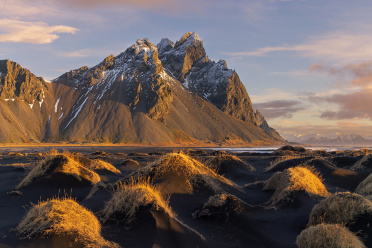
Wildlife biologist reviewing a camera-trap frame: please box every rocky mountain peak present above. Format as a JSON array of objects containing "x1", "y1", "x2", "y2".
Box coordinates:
[
  {"x1": 157, "y1": 38, "x2": 174, "y2": 54},
  {"x1": 255, "y1": 110, "x2": 282, "y2": 140},
  {"x1": 157, "y1": 32, "x2": 258, "y2": 124},
  {"x1": 175, "y1": 31, "x2": 201, "y2": 47},
  {"x1": 158, "y1": 31, "x2": 206, "y2": 81},
  {"x1": 0, "y1": 33, "x2": 283, "y2": 144},
  {"x1": 0, "y1": 60, "x2": 46, "y2": 105}
]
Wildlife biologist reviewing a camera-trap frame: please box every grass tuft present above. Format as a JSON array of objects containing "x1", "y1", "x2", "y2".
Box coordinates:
[
  {"x1": 102, "y1": 178, "x2": 174, "y2": 224},
  {"x1": 205, "y1": 154, "x2": 255, "y2": 174},
  {"x1": 308, "y1": 192, "x2": 372, "y2": 226},
  {"x1": 16, "y1": 197, "x2": 118, "y2": 248},
  {"x1": 263, "y1": 166, "x2": 330, "y2": 205},
  {"x1": 17, "y1": 153, "x2": 100, "y2": 188},
  {"x1": 296, "y1": 224, "x2": 365, "y2": 248}
]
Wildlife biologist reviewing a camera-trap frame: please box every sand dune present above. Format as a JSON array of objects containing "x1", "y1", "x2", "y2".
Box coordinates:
[{"x1": 0, "y1": 146, "x2": 371, "y2": 248}]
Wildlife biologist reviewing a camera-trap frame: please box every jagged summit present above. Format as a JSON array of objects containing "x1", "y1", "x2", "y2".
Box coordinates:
[
  {"x1": 157, "y1": 32, "x2": 257, "y2": 124},
  {"x1": 157, "y1": 38, "x2": 174, "y2": 54},
  {"x1": 0, "y1": 33, "x2": 283, "y2": 144},
  {"x1": 175, "y1": 31, "x2": 201, "y2": 47}
]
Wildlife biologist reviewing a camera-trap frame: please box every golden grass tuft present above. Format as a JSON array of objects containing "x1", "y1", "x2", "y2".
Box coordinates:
[
  {"x1": 265, "y1": 155, "x2": 305, "y2": 172},
  {"x1": 16, "y1": 197, "x2": 118, "y2": 248},
  {"x1": 89, "y1": 159, "x2": 121, "y2": 174},
  {"x1": 308, "y1": 192, "x2": 372, "y2": 226},
  {"x1": 203, "y1": 194, "x2": 246, "y2": 214},
  {"x1": 205, "y1": 154, "x2": 255, "y2": 174},
  {"x1": 263, "y1": 166, "x2": 330, "y2": 205},
  {"x1": 128, "y1": 152, "x2": 236, "y2": 193},
  {"x1": 102, "y1": 179, "x2": 174, "y2": 224},
  {"x1": 296, "y1": 224, "x2": 366, "y2": 248},
  {"x1": 17, "y1": 153, "x2": 100, "y2": 189}
]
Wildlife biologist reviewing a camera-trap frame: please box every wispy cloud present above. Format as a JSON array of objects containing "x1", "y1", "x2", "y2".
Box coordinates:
[
  {"x1": 0, "y1": 0, "x2": 54, "y2": 17},
  {"x1": 250, "y1": 88, "x2": 298, "y2": 102},
  {"x1": 54, "y1": 48, "x2": 123, "y2": 58},
  {"x1": 0, "y1": 19, "x2": 78, "y2": 44},
  {"x1": 223, "y1": 33, "x2": 372, "y2": 64},
  {"x1": 307, "y1": 87, "x2": 372, "y2": 120},
  {"x1": 56, "y1": 0, "x2": 170, "y2": 7},
  {"x1": 254, "y1": 100, "x2": 306, "y2": 119},
  {"x1": 53, "y1": 0, "x2": 202, "y2": 13},
  {"x1": 310, "y1": 61, "x2": 372, "y2": 86},
  {"x1": 273, "y1": 121, "x2": 372, "y2": 140}
]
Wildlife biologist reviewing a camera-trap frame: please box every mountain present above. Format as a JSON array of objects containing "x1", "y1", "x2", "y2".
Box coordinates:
[
  {"x1": 0, "y1": 60, "x2": 53, "y2": 142},
  {"x1": 157, "y1": 32, "x2": 256, "y2": 123},
  {"x1": 288, "y1": 133, "x2": 372, "y2": 146},
  {"x1": 254, "y1": 110, "x2": 282, "y2": 140},
  {"x1": 0, "y1": 32, "x2": 283, "y2": 144}
]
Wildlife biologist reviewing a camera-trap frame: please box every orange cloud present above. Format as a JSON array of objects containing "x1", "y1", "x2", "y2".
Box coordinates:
[
  {"x1": 254, "y1": 100, "x2": 306, "y2": 119},
  {"x1": 310, "y1": 61, "x2": 372, "y2": 86},
  {"x1": 308, "y1": 88, "x2": 372, "y2": 120},
  {"x1": 0, "y1": 19, "x2": 78, "y2": 44},
  {"x1": 224, "y1": 33, "x2": 372, "y2": 64},
  {"x1": 57, "y1": 0, "x2": 171, "y2": 7}
]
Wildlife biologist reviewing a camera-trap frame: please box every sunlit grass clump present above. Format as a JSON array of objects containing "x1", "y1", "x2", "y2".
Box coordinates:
[
  {"x1": 308, "y1": 192, "x2": 372, "y2": 226},
  {"x1": 203, "y1": 194, "x2": 247, "y2": 214},
  {"x1": 16, "y1": 197, "x2": 118, "y2": 248},
  {"x1": 102, "y1": 179, "x2": 174, "y2": 224},
  {"x1": 16, "y1": 153, "x2": 100, "y2": 188},
  {"x1": 205, "y1": 154, "x2": 255, "y2": 174},
  {"x1": 127, "y1": 152, "x2": 235, "y2": 193},
  {"x1": 263, "y1": 166, "x2": 330, "y2": 205},
  {"x1": 89, "y1": 159, "x2": 121, "y2": 174},
  {"x1": 265, "y1": 155, "x2": 306, "y2": 172},
  {"x1": 296, "y1": 224, "x2": 365, "y2": 248}
]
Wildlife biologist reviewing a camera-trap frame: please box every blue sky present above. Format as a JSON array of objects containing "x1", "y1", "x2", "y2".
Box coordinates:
[{"x1": 1, "y1": 0, "x2": 372, "y2": 140}]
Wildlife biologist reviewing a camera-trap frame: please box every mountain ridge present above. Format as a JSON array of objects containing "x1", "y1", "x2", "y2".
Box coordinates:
[{"x1": 0, "y1": 32, "x2": 283, "y2": 145}]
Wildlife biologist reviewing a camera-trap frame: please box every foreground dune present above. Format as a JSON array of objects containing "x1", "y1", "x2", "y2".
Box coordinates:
[
  {"x1": 0, "y1": 146, "x2": 371, "y2": 248},
  {"x1": 17, "y1": 197, "x2": 118, "y2": 248}
]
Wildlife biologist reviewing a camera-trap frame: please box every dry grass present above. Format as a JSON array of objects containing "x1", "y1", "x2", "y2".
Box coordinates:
[
  {"x1": 89, "y1": 159, "x2": 121, "y2": 174},
  {"x1": 263, "y1": 166, "x2": 330, "y2": 205},
  {"x1": 128, "y1": 152, "x2": 236, "y2": 193},
  {"x1": 265, "y1": 155, "x2": 305, "y2": 172},
  {"x1": 16, "y1": 197, "x2": 118, "y2": 248},
  {"x1": 102, "y1": 179, "x2": 174, "y2": 224},
  {"x1": 205, "y1": 154, "x2": 255, "y2": 173},
  {"x1": 351, "y1": 154, "x2": 372, "y2": 171},
  {"x1": 355, "y1": 173, "x2": 372, "y2": 196},
  {"x1": 16, "y1": 153, "x2": 100, "y2": 189},
  {"x1": 308, "y1": 192, "x2": 372, "y2": 226},
  {"x1": 203, "y1": 194, "x2": 246, "y2": 214},
  {"x1": 296, "y1": 224, "x2": 365, "y2": 248}
]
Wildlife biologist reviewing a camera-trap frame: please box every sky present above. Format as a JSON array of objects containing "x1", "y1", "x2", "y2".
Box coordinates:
[{"x1": 1, "y1": 0, "x2": 372, "y2": 140}]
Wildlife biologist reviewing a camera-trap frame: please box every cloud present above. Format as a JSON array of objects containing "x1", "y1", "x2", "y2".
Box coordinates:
[
  {"x1": 54, "y1": 48, "x2": 123, "y2": 58},
  {"x1": 53, "y1": 0, "x2": 201, "y2": 13},
  {"x1": 250, "y1": 88, "x2": 297, "y2": 102},
  {"x1": 308, "y1": 88, "x2": 372, "y2": 120},
  {"x1": 273, "y1": 121, "x2": 372, "y2": 140},
  {"x1": 0, "y1": 19, "x2": 78, "y2": 44},
  {"x1": 0, "y1": 0, "x2": 53, "y2": 17},
  {"x1": 254, "y1": 100, "x2": 306, "y2": 119},
  {"x1": 223, "y1": 33, "x2": 372, "y2": 64},
  {"x1": 56, "y1": 0, "x2": 170, "y2": 7},
  {"x1": 310, "y1": 61, "x2": 372, "y2": 86}
]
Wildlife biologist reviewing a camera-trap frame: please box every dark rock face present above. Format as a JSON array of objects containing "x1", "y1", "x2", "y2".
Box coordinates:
[
  {"x1": 0, "y1": 32, "x2": 283, "y2": 144},
  {"x1": 255, "y1": 110, "x2": 282, "y2": 140},
  {"x1": 0, "y1": 60, "x2": 46, "y2": 104},
  {"x1": 157, "y1": 32, "x2": 257, "y2": 124}
]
